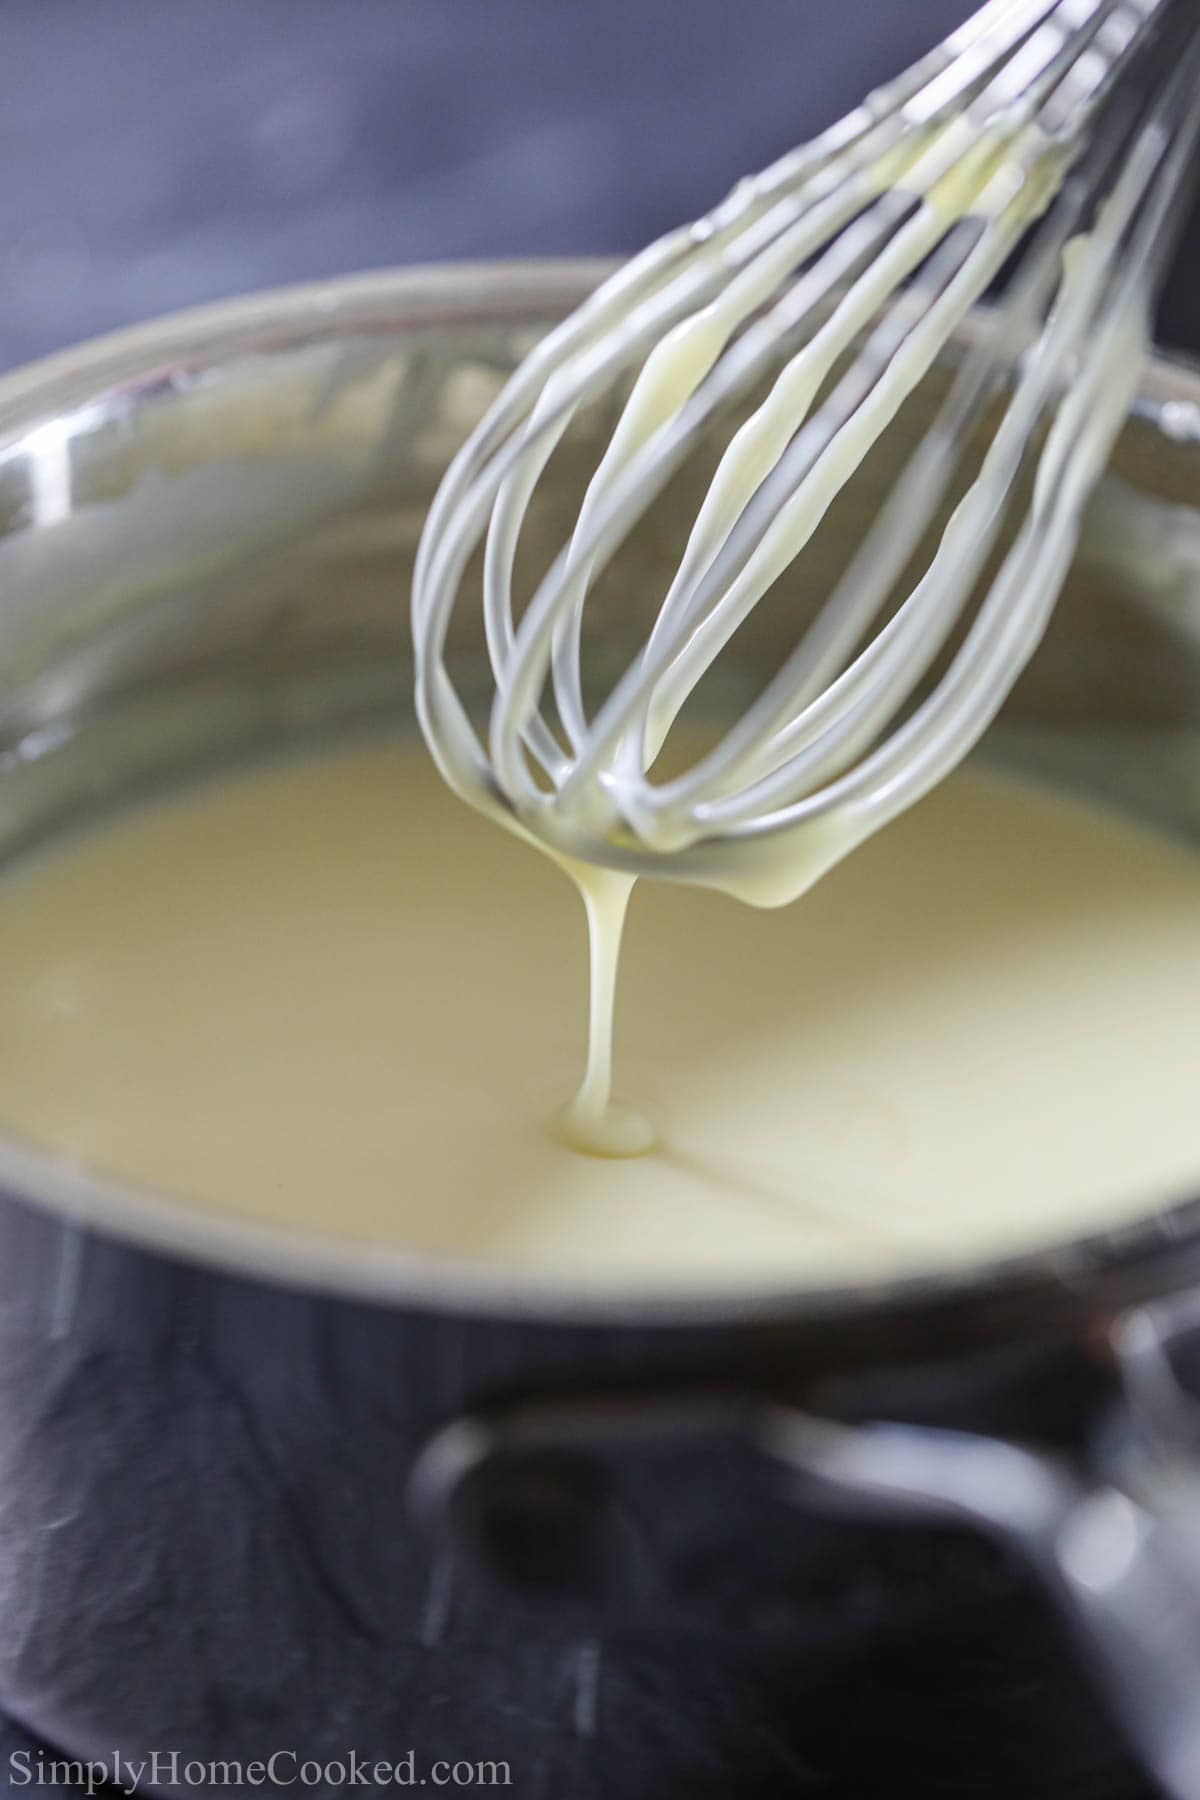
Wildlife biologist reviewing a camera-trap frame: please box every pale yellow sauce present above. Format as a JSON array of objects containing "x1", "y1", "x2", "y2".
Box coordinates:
[{"x1": 0, "y1": 738, "x2": 1197, "y2": 1293}]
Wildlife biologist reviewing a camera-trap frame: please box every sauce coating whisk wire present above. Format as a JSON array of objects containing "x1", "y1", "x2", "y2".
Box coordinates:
[{"x1": 413, "y1": 0, "x2": 1200, "y2": 903}]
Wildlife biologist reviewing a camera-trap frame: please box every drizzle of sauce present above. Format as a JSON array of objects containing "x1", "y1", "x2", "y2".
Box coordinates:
[
  {"x1": 555, "y1": 866, "x2": 656, "y2": 1157},
  {"x1": 490, "y1": 132, "x2": 1091, "y2": 1152},
  {"x1": 528, "y1": 148, "x2": 1173, "y2": 1157}
]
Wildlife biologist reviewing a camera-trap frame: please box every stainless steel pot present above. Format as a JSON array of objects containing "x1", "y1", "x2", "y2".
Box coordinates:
[{"x1": 0, "y1": 262, "x2": 1199, "y2": 1799}]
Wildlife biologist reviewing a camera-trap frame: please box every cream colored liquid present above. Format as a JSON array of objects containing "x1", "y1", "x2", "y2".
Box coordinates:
[{"x1": 0, "y1": 739, "x2": 1197, "y2": 1294}]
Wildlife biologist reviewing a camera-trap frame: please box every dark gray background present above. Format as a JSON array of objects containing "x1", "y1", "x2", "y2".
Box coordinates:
[{"x1": 0, "y1": 0, "x2": 1195, "y2": 375}]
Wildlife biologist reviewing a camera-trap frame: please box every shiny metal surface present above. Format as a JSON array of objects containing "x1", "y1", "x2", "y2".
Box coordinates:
[{"x1": 0, "y1": 260, "x2": 1197, "y2": 1796}]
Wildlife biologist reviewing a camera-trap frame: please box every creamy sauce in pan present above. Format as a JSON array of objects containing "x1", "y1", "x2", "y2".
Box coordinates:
[{"x1": 0, "y1": 739, "x2": 1197, "y2": 1293}]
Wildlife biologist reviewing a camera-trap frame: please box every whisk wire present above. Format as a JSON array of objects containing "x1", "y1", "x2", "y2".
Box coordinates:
[
  {"x1": 413, "y1": 0, "x2": 1195, "y2": 888},
  {"x1": 727, "y1": 19, "x2": 1200, "y2": 846},
  {"x1": 492, "y1": 11, "x2": 1157, "y2": 805}
]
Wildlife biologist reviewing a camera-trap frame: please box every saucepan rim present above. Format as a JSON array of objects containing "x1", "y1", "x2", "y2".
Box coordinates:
[{"x1": 0, "y1": 256, "x2": 1198, "y2": 1335}]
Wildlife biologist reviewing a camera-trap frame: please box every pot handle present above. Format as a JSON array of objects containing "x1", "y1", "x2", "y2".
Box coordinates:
[
  {"x1": 754, "y1": 1294, "x2": 1200, "y2": 1800},
  {"x1": 410, "y1": 1296, "x2": 1200, "y2": 1800}
]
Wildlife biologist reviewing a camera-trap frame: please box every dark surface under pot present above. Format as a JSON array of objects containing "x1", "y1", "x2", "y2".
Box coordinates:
[
  {"x1": 0, "y1": 1188, "x2": 1160, "y2": 1800},
  {"x1": 0, "y1": 1567, "x2": 1157, "y2": 1800}
]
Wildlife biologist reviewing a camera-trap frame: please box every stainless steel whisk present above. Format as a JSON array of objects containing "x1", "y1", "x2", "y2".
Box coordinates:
[{"x1": 413, "y1": 0, "x2": 1200, "y2": 898}]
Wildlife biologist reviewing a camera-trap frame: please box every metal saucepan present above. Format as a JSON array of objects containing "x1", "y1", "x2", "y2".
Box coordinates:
[{"x1": 0, "y1": 262, "x2": 1199, "y2": 1799}]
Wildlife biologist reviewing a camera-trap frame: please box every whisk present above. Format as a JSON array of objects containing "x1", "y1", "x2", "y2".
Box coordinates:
[{"x1": 413, "y1": 0, "x2": 1200, "y2": 904}]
